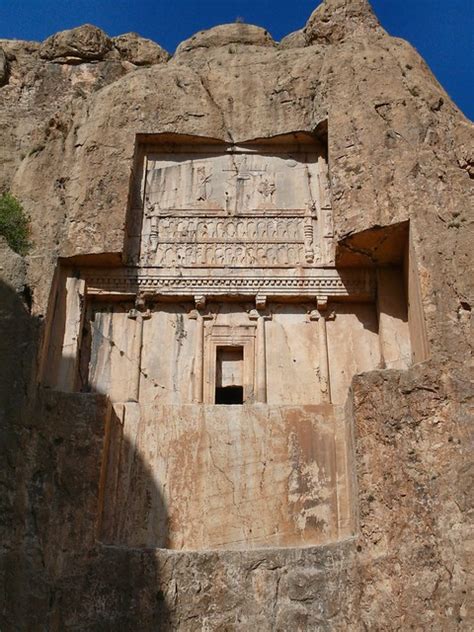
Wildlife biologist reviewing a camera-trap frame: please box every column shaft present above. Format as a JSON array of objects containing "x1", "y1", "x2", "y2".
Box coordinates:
[
  {"x1": 193, "y1": 313, "x2": 204, "y2": 403},
  {"x1": 318, "y1": 315, "x2": 331, "y2": 403},
  {"x1": 129, "y1": 314, "x2": 144, "y2": 403},
  {"x1": 255, "y1": 315, "x2": 267, "y2": 403}
]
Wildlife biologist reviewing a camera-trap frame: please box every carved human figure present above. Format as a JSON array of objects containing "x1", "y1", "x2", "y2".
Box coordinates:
[
  {"x1": 195, "y1": 245, "x2": 205, "y2": 265},
  {"x1": 207, "y1": 220, "x2": 216, "y2": 239},
  {"x1": 235, "y1": 245, "x2": 245, "y2": 265},
  {"x1": 257, "y1": 220, "x2": 267, "y2": 239},
  {"x1": 226, "y1": 221, "x2": 236, "y2": 239},
  {"x1": 278, "y1": 219, "x2": 288, "y2": 240},
  {"x1": 277, "y1": 245, "x2": 287, "y2": 265},
  {"x1": 236, "y1": 220, "x2": 245, "y2": 240},
  {"x1": 257, "y1": 179, "x2": 276, "y2": 205},
  {"x1": 185, "y1": 246, "x2": 194, "y2": 265},
  {"x1": 187, "y1": 218, "x2": 197, "y2": 238},
  {"x1": 206, "y1": 245, "x2": 214, "y2": 264},
  {"x1": 177, "y1": 220, "x2": 187, "y2": 239},
  {"x1": 247, "y1": 220, "x2": 256, "y2": 240},
  {"x1": 289, "y1": 219, "x2": 300, "y2": 240},
  {"x1": 247, "y1": 246, "x2": 255, "y2": 265},
  {"x1": 216, "y1": 220, "x2": 224, "y2": 239},
  {"x1": 215, "y1": 246, "x2": 224, "y2": 265},
  {"x1": 176, "y1": 246, "x2": 186, "y2": 265},
  {"x1": 267, "y1": 220, "x2": 278, "y2": 239},
  {"x1": 267, "y1": 246, "x2": 277, "y2": 265},
  {"x1": 257, "y1": 246, "x2": 267, "y2": 265},
  {"x1": 287, "y1": 246, "x2": 297, "y2": 265},
  {"x1": 196, "y1": 165, "x2": 211, "y2": 202},
  {"x1": 163, "y1": 246, "x2": 176, "y2": 267}
]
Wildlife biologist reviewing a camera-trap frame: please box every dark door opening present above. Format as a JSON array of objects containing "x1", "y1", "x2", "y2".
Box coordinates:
[
  {"x1": 215, "y1": 346, "x2": 244, "y2": 405},
  {"x1": 215, "y1": 385, "x2": 244, "y2": 405}
]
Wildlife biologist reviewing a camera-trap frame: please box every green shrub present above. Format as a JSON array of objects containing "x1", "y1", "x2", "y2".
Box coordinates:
[{"x1": 0, "y1": 193, "x2": 31, "y2": 255}]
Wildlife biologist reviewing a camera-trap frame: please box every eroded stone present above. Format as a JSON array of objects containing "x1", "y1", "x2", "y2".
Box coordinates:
[
  {"x1": 175, "y1": 23, "x2": 276, "y2": 55},
  {"x1": 39, "y1": 24, "x2": 112, "y2": 62},
  {"x1": 112, "y1": 33, "x2": 170, "y2": 65},
  {"x1": 0, "y1": 0, "x2": 472, "y2": 629}
]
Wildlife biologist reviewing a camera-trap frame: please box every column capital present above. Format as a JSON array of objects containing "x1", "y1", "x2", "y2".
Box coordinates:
[
  {"x1": 128, "y1": 292, "x2": 152, "y2": 320},
  {"x1": 188, "y1": 308, "x2": 214, "y2": 321},
  {"x1": 248, "y1": 308, "x2": 272, "y2": 322},
  {"x1": 128, "y1": 307, "x2": 151, "y2": 320},
  {"x1": 307, "y1": 298, "x2": 335, "y2": 322},
  {"x1": 194, "y1": 295, "x2": 207, "y2": 310}
]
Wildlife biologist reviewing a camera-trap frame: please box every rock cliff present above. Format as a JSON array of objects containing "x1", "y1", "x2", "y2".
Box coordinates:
[{"x1": 0, "y1": 0, "x2": 472, "y2": 629}]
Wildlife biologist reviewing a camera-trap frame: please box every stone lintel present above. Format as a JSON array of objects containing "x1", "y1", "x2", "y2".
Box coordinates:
[{"x1": 83, "y1": 267, "x2": 375, "y2": 301}]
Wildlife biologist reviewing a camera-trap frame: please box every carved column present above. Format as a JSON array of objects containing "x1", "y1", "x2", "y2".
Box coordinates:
[
  {"x1": 249, "y1": 295, "x2": 271, "y2": 403},
  {"x1": 189, "y1": 296, "x2": 212, "y2": 403},
  {"x1": 304, "y1": 202, "x2": 318, "y2": 263},
  {"x1": 147, "y1": 214, "x2": 159, "y2": 264},
  {"x1": 308, "y1": 298, "x2": 335, "y2": 403},
  {"x1": 127, "y1": 295, "x2": 151, "y2": 403}
]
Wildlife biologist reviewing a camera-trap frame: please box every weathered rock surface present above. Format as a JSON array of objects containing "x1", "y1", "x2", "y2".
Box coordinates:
[
  {"x1": 0, "y1": 26, "x2": 169, "y2": 197},
  {"x1": 0, "y1": 0, "x2": 473, "y2": 629},
  {"x1": 304, "y1": 0, "x2": 383, "y2": 44},
  {"x1": 0, "y1": 47, "x2": 8, "y2": 85},
  {"x1": 39, "y1": 24, "x2": 113, "y2": 61},
  {"x1": 112, "y1": 32, "x2": 170, "y2": 65},
  {"x1": 175, "y1": 23, "x2": 276, "y2": 55}
]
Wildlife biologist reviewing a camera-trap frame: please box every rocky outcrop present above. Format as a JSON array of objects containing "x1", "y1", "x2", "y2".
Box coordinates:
[
  {"x1": 304, "y1": 0, "x2": 382, "y2": 44},
  {"x1": 0, "y1": 0, "x2": 472, "y2": 629},
  {"x1": 175, "y1": 23, "x2": 276, "y2": 54},
  {"x1": 112, "y1": 32, "x2": 170, "y2": 65},
  {"x1": 0, "y1": 26, "x2": 169, "y2": 196},
  {"x1": 39, "y1": 24, "x2": 113, "y2": 62},
  {"x1": 281, "y1": 0, "x2": 383, "y2": 48},
  {"x1": 0, "y1": 47, "x2": 8, "y2": 86}
]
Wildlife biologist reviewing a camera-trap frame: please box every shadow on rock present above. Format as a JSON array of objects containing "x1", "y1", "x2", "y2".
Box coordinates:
[{"x1": 0, "y1": 279, "x2": 171, "y2": 631}]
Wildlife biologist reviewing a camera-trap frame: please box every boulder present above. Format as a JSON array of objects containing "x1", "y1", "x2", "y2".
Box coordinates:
[
  {"x1": 112, "y1": 32, "x2": 169, "y2": 65},
  {"x1": 304, "y1": 0, "x2": 383, "y2": 44},
  {"x1": 175, "y1": 23, "x2": 275, "y2": 54},
  {"x1": 39, "y1": 24, "x2": 112, "y2": 62}
]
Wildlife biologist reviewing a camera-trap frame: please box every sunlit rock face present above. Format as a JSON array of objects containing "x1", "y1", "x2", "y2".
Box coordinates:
[
  {"x1": 1, "y1": 0, "x2": 472, "y2": 629},
  {"x1": 40, "y1": 132, "x2": 412, "y2": 555}
]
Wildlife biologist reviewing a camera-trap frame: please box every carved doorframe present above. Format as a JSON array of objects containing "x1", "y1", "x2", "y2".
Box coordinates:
[{"x1": 203, "y1": 324, "x2": 256, "y2": 403}]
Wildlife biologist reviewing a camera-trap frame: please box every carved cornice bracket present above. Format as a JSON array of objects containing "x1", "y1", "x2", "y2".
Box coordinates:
[
  {"x1": 194, "y1": 295, "x2": 207, "y2": 310},
  {"x1": 307, "y1": 297, "x2": 336, "y2": 322},
  {"x1": 128, "y1": 292, "x2": 152, "y2": 320}
]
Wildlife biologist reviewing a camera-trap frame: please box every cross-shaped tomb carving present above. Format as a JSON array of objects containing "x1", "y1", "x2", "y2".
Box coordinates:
[{"x1": 133, "y1": 136, "x2": 335, "y2": 268}]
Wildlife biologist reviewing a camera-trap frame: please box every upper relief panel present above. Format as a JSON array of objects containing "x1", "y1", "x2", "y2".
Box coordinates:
[{"x1": 128, "y1": 134, "x2": 334, "y2": 268}]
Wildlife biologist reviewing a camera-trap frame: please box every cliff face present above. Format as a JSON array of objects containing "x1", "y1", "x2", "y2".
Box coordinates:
[{"x1": 0, "y1": 1, "x2": 473, "y2": 629}]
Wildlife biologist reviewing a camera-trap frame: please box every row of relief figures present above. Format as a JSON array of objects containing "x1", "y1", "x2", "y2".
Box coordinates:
[
  {"x1": 142, "y1": 212, "x2": 334, "y2": 242},
  {"x1": 142, "y1": 240, "x2": 334, "y2": 267}
]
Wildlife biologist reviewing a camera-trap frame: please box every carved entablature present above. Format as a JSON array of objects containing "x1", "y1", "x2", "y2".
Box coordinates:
[
  {"x1": 84, "y1": 269, "x2": 376, "y2": 301},
  {"x1": 128, "y1": 133, "x2": 335, "y2": 270}
]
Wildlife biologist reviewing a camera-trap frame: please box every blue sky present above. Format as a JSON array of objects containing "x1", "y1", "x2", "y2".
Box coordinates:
[{"x1": 1, "y1": 0, "x2": 472, "y2": 119}]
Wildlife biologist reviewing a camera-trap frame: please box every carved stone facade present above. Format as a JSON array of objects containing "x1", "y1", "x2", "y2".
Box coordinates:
[
  {"x1": 129, "y1": 137, "x2": 334, "y2": 269},
  {"x1": 40, "y1": 133, "x2": 417, "y2": 551}
]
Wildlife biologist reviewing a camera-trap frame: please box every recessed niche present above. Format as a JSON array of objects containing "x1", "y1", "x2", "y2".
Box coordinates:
[{"x1": 38, "y1": 133, "x2": 429, "y2": 551}]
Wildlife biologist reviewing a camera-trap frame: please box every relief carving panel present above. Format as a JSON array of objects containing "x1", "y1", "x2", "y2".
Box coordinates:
[{"x1": 137, "y1": 143, "x2": 334, "y2": 267}]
